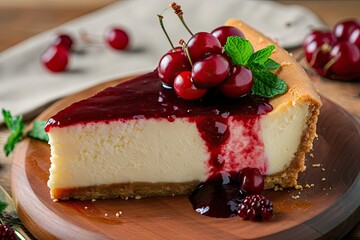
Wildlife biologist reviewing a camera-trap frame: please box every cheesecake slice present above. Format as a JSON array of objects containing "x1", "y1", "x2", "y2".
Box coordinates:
[{"x1": 46, "y1": 20, "x2": 321, "y2": 200}]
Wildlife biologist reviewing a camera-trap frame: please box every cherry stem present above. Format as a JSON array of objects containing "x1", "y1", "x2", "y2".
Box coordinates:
[
  {"x1": 179, "y1": 39, "x2": 193, "y2": 66},
  {"x1": 157, "y1": 14, "x2": 175, "y2": 50},
  {"x1": 170, "y1": 2, "x2": 194, "y2": 36},
  {"x1": 323, "y1": 55, "x2": 338, "y2": 74}
]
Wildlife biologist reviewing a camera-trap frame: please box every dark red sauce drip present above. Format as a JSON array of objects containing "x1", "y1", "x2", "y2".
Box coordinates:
[
  {"x1": 45, "y1": 70, "x2": 272, "y2": 131},
  {"x1": 189, "y1": 171, "x2": 245, "y2": 218},
  {"x1": 196, "y1": 117, "x2": 229, "y2": 174}
]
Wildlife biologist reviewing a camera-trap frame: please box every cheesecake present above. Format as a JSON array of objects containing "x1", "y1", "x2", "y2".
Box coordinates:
[{"x1": 46, "y1": 20, "x2": 321, "y2": 200}]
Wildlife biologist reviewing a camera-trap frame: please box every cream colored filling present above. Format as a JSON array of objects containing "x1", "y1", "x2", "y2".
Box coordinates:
[
  {"x1": 48, "y1": 103, "x2": 309, "y2": 190},
  {"x1": 48, "y1": 119, "x2": 208, "y2": 189},
  {"x1": 261, "y1": 102, "x2": 309, "y2": 175}
]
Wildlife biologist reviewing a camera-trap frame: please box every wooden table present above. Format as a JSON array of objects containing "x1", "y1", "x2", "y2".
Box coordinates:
[{"x1": 0, "y1": 1, "x2": 359, "y2": 239}]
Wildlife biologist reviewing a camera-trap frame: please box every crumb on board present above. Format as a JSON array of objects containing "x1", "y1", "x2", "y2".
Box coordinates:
[
  {"x1": 84, "y1": 206, "x2": 88, "y2": 210},
  {"x1": 135, "y1": 195, "x2": 142, "y2": 200},
  {"x1": 310, "y1": 183, "x2": 315, "y2": 187},
  {"x1": 305, "y1": 184, "x2": 311, "y2": 188},
  {"x1": 105, "y1": 213, "x2": 108, "y2": 217},
  {"x1": 292, "y1": 195, "x2": 300, "y2": 200},
  {"x1": 53, "y1": 199, "x2": 59, "y2": 203},
  {"x1": 321, "y1": 168, "x2": 326, "y2": 171},
  {"x1": 92, "y1": 199, "x2": 96, "y2": 202},
  {"x1": 310, "y1": 153, "x2": 314, "y2": 158},
  {"x1": 312, "y1": 163, "x2": 321, "y2": 167},
  {"x1": 321, "y1": 178, "x2": 326, "y2": 181},
  {"x1": 295, "y1": 184, "x2": 303, "y2": 190},
  {"x1": 115, "y1": 211, "x2": 123, "y2": 217},
  {"x1": 289, "y1": 52, "x2": 293, "y2": 57}
]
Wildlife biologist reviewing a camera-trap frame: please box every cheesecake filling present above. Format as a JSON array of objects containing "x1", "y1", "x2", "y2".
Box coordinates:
[
  {"x1": 261, "y1": 102, "x2": 309, "y2": 175},
  {"x1": 47, "y1": 102, "x2": 308, "y2": 190}
]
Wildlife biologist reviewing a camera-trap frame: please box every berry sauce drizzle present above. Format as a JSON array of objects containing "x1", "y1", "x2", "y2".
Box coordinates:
[{"x1": 46, "y1": 70, "x2": 271, "y2": 129}]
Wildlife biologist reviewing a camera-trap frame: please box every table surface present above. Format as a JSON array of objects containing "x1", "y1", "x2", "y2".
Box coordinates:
[{"x1": 0, "y1": 1, "x2": 359, "y2": 239}]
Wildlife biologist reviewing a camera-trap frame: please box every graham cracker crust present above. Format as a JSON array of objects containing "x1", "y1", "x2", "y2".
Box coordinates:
[{"x1": 51, "y1": 181, "x2": 199, "y2": 200}]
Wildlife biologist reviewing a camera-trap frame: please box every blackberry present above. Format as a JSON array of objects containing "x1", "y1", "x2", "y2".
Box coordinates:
[
  {"x1": 0, "y1": 224, "x2": 17, "y2": 240},
  {"x1": 238, "y1": 194, "x2": 273, "y2": 220}
]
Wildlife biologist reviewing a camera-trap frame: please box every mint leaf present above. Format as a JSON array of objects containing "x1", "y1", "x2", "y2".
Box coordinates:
[
  {"x1": 0, "y1": 201, "x2": 7, "y2": 213},
  {"x1": 248, "y1": 45, "x2": 275, "y2": 64},
  {"x1": 251, "y1": 70, "x2": 287, "y2": 98},
  {"x1": 248, "y1": 61, "x2": 268, "y2": 71},
  {"x1": 2, "y1": 109, "x2": 25, "y2": 156},
  {"x1": 28, "y1": 121, "x2": 49, "y2": 142},
  {"x1": 264, "y1": 58, "x2": 281, "y2": 70},
  {"x1": 224, "y1": 36, "x2": 253, "y2": 65}
]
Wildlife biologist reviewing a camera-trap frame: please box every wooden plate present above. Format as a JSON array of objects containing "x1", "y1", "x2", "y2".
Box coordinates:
[{"x1": 11, "y1": 77, "x2": 360, "y2": 240}]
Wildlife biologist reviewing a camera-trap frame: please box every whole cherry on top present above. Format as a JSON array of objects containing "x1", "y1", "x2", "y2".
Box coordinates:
[
  {"x1": 157, "y1": 2, "x2": 251, "y2": 100},
  {"x1": 303, "y1": 19, "x2": 360, "y2": 81}
]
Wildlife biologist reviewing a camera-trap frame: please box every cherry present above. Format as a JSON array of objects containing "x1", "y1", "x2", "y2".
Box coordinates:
[
  {"x1": 41, "y1": 45, "x2": 69, "y2": 72},
  {"x1": 53, "y1": 33, "x2": 74, "y2": 49},
  {"x1": 173, "y1": 71, "x2": 207, "y2": 100},
  {"x1": 328, "y1": 42, "x2": 360, "y2": 80},
  {"x1": 237, "y1": 167, "x2": 264, "y2": 195},
  {"x1": 303, "y1": 30, "x2": 335, "y2": 64},
  {"x1": 191, "y1": 54, "x2": 230, "y2": 88},
  {"x1": 349, "y1": 27, "x2": 360, "y2": 48},
  {"x1": 158, "y1": 48, "x2": 191, "y2": 87},
  {"x1": 211, "y1": 26, "x2": 245, "y2": 46},
  {"x1": 187, "y1": 32, "x2": 222, "y2": 62},
  {"x1": 333, "y1": 19, "x2": 360, "y2": 42},
  {"x1": 105, "y1": 27, "x2": 129, "y2": 50},
  {"x1": 218, "y1": 66, "x2": 253, "y2": 98}
]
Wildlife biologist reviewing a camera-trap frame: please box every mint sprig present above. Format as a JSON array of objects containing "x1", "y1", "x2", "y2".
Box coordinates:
[
  {"x1": 224, "y1": 36, "x2": 287, "y2": 98},
  {"x1": 264, "y1": 58, "x2": 281, "y2": 70},
  {"x1": 2, "y1": 109, "x2": 25, "y2": 156},
  {"x1": 2, "y1": 109, "x2": 49, "y2": 156},
  {"x1": 28, "y1": 121, "x2": 49, "y2": 142},
  {"x1": 0, "y1": 201, "x2": 7, "y2": 213}
]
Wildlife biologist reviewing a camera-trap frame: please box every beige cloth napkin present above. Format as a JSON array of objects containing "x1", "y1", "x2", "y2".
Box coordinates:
[{"x1": 0, "y1": 0, "x2": 324, "y2": 123}]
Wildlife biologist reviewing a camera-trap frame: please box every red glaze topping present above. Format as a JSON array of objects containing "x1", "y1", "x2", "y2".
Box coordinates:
[{"x1": 46, "y1": 70, "x2": 272, "y2": 131}]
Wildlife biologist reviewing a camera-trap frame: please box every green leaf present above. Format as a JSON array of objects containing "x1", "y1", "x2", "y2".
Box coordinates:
[
  {"x1": 251, "y1": 70, "x2": 287, "y2": 98},
  {"x1": 28, "y1": 121, "x2": 49, "y2": 142},
  {"x1": 248, "y1": 61, "x2": 268, "y2": 72},
  {"x1": 248, "y1": 45, "x2": 275, "y2": 64},
  {"x1": 224, "y1": 36, "x2": 253, "y2": 65},
  {"x1": 2, "y1": 109, "x2": 25, "y2": 156},
  {"x1": 264, "y1": 58, "x2": 281, "y2": 70},
  {"x1": 0, "y1": 201, "x2": 7, "y2": 213}
]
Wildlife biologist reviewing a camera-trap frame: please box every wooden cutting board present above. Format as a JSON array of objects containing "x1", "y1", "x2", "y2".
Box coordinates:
[{"x1": 11, "y1": 77, "x2": 360, "y2": 240}]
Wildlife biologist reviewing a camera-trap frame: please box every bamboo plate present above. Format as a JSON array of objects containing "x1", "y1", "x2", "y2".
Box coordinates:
[{"x1": 11, "y1": 76, "x2": 360, "y2": 239}]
